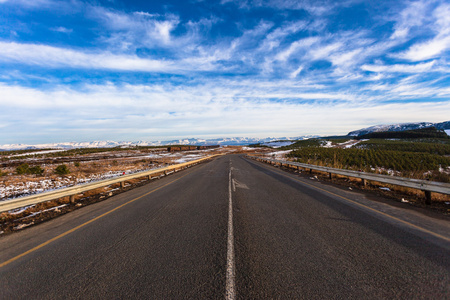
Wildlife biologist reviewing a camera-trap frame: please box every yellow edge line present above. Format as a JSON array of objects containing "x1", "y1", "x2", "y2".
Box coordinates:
[
  {"x1": 0, "y1": 172, "x2": 191, "y2": 268},
  {"x1": 252, "y1": 158, "x2": 450, "y2": 242}
]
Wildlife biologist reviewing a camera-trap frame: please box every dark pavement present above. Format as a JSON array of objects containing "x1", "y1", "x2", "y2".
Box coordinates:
[{"x1": 1, "y1": 154, "x2": 449, "y2": 299}]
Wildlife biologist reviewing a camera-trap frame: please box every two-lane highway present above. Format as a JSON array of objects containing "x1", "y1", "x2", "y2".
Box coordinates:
[{"x1": 1, "y1": 154, "x2": 449, "y2": 299}]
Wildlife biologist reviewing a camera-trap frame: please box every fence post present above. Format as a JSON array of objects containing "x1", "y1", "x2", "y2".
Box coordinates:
[{"x1": 424, "y1": 190, "x2": 432, "y2": 205}]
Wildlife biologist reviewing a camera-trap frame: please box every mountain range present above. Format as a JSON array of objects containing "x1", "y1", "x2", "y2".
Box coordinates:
[
  {"x1": 1, "y1": 121, "x2": 448, "y2": 151},
  {"x1": 0, "y1": 136, "x2": 318, "y2": 151},
  {"x1": 348, "y1": 121, "x2": 450, "y2": 137}
]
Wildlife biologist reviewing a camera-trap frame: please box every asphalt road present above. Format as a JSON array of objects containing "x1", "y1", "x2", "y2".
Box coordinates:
[{"x1": 1, "y1": 154, "x2": 449, "y2": 299}]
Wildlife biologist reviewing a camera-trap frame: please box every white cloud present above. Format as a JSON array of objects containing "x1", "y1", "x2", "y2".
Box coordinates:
[
  {"x1": 51, "y1": 26, "x2": 73, "y2": 33},
  {"x1": 330, "y1": 48, "x2": 363, "y2": 67},
  {"x1": 275, "y1": 37, "x2": 319, "y2": 61},
  {"x1": 0, "y1": 0, "x2": 83, "y2": 12},
  {"x1": 361, "y1": 61, "x2": 436, "y2": 73},
  {"x1": 308, "y1": 42, "x2": 342, "y2": 61},
  {"x1": 390, "y1": 0, "x2": 429, "y2": 40},
  {"x1": 290, "y1": 66, "x2": 303, "y2": 78},
  {"x1": 258, "y1": 21, "x2": 308, "y2": 51},
  {"x1": 398, "y1": 36, "x2": 450, "y2": 61},
  {"x1": 90, "y1": 6, "x2": 182, "y2": 49},
  {"x1": 0, "y1": 41, "x2": 226, "y2": 73},
  {"x1": 1, "y1": 81, "x2": 449, "y2": 143},
  {"x1": 0, "y1": 0, "x2": 52, "y2": 6},
  {"x1": 227, "y1": 0, "x2": 337, "y2": 16},
  {"x1": 393, "y1": 2, "x2": 450, "y2": 61},
  {"x1": 0, "y1": 42, "x2": 173, "y2": 71}
]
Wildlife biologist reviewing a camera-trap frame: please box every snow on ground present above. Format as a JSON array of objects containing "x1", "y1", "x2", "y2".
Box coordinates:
[
  {"x1": 15, "y1": 204, "x2": 68, "y2": 222},
  {"x1": 265, "y1": 150, "x2": 292, "y2": 159},
  {"x1": 7, "y1": 149, "x2": 66, "y2": 158},
  {"x1": 173, "y1": 154, "x2": 203, "y2": 163},
  {"x1": 323, "y1": 141, "x2": 333, "y2": 148},
  {"x1": 263, "y1": 141, "x2": 295, "y2": 148},
  {"x1": 337, "y1": 139, "x2": 361, "y2": 149},
  {"x1": 0, "y1": 165, "x2": 173, "y2": 200},
  {"x1": 445, "y1": 129, "x2": 450, "y2": 136}
]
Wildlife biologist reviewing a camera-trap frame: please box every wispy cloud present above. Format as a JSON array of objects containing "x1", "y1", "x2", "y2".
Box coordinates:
[
  {"x1": 0, "y1": 42, "x2": 173, "y2": 71},
  {"x1": 89, "y1": 6, "x2": 221, "y2": 54},
  {"x1": 0, "y1": 0, "x2": 83, "y2": 12},
  {"x1": 392, "y1": 2, "x2": 450, "y2": 61},
  {"x1": 389, "y1": 0, "x2": 430, "y2": 40},
  {"x1": 51, "y1": 26, "x2": 73, "y2": 33},
  {"x1": 0, "y1": 41, "x2": 225, "y2": 73},
  {"x1": 361, "y1": 61, "x2": 437, "y2": 73},
  {"x1": 398, "y1": 35, "x2": 450, "y2": 61},
  {"x1": 258, "y1": 21, "x2": 308, "y2": 52},
  {"x1": 0, "y1": 0, "x2": 53, "y2": 7},
  {"x1": 223, "y1": 0, "x2": 338, "y2": 16},
  {"x1": 275, "y1": 37, "x2": 320, "y2": 61}
]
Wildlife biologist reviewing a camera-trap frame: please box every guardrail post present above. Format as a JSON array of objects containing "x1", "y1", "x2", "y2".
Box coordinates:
[
  {"x1": 424, "y1": 191, "x2": 432, "y2": 205},
  {"x1": 121, "y1": 181, "x2": 125, "y2": 188},
  {"x1": 362, "y1": 179, "x2": 367, "y2": 186},
  {"x1": 69, "y1": 195, "x2": 75, "y2": 204},
  {"x1": 329, "y1": 173, "x2": 332, "y2": 179},
  {"x1": 148, "y1": 175, "x2": 152, "y2": 180},
  {"x1": 164, "y1": 170, "x2": 168, "y2": 176},
  {"x1": 309, "y1": 168, "x2": 312, "y2": 174}
]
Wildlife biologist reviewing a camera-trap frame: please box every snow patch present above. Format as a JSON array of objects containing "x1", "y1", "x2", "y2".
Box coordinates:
[
  {"x1": 7, "y1": 149, "x2": 66, "y2": 158},
  {"x1": 262, "y1": 141, "x2": 295, "y2": 148}
]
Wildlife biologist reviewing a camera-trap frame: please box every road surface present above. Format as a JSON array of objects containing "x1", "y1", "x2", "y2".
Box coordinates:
[{"x1": 1, "y1": 154, "x2": 449, "y2": 299}]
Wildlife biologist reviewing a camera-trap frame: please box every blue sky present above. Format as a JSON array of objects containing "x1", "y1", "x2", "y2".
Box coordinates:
[{"x1": 0, "y1": 0, "x2": 449, "y2": 144}]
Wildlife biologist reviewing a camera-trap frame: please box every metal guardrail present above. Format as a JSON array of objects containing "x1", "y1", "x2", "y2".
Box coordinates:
[
  {"x1": 0, "y1": 154, "x2": 222, "y2": 213},
  {"x1": 247, "y1": 155, "x2": 450, "y2": 202}
]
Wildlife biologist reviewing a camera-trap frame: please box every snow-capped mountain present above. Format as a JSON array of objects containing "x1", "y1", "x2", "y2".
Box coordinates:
[
  {"x1": 0, "y1": 136, "x2": 318, "y2": 151},
  {"x1": 348, "y1": 121, "x2": 450, "y2": 137}
]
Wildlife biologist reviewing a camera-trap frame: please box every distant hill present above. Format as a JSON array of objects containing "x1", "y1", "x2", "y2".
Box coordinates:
[
  {"x1": 348, "y1": 121, "x2": 450, "y2": 137},
  {"x1": 356, "y1": 127, "x2": 449, "y2": 139}
]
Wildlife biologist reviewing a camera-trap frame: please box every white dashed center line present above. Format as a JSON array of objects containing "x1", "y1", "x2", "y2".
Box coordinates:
[{"x1": 226, "y1": 160, "x2": 236, "y2": 300}]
